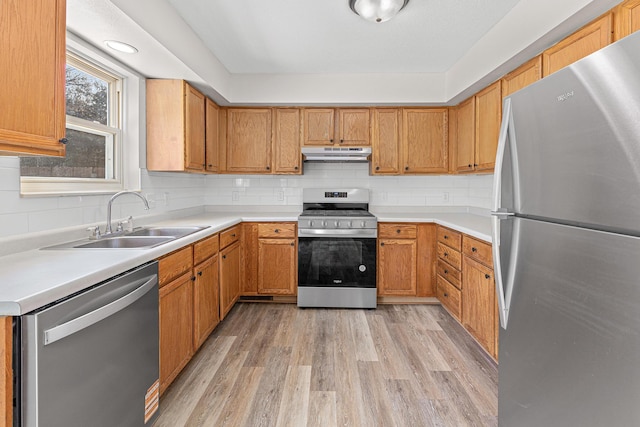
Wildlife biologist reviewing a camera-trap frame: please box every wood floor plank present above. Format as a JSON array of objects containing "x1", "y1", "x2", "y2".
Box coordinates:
[
  {"x1": 275, "y1": 365, "x2": 312, "y2": 427},
  {"x1": 154, "y1": 303, "x2": 497, "y2": 427},
  {"x1": 307, "y1": 391, "x2": 337, "y2": 427},
  {"x1": 244, "y1": 345, "x2": 293, "y2": 427}
]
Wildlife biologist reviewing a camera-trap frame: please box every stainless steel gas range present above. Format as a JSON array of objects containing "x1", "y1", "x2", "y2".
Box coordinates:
[{"x1": 297, "y1": 188, "x2": 377, "y2": 308}]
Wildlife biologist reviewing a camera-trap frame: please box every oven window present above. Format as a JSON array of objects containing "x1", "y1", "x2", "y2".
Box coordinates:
[{"x1": 298, "y1": 237, "x2": 376, "y2": 288}]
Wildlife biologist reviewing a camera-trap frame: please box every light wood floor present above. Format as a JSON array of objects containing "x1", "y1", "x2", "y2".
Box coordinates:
[{"x1": 154, "y1": 303, "x2": 498, "y2": 427}]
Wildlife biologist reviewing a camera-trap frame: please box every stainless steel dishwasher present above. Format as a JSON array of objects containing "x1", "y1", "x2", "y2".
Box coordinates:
[{"x1": 16, "y1": 262, "x2": 160, "y2": 427}]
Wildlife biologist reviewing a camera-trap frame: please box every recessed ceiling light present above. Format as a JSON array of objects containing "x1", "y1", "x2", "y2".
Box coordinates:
[{"x1": 104, "y1": 40, "x2": 138, "y2": 54}]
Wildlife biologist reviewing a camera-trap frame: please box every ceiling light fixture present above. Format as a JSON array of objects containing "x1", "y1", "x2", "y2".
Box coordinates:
[
  {"x1": 349, "y1": 0, "x2": 410, "y2": 23},
  {"x1": 104, "y1": 40, "x2": 139, "y2": 54}
]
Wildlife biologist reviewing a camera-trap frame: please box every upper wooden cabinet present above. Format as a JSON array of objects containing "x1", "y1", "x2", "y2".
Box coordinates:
[
  {"x1": 543, "y1": 13, "x2": 613, "y2": 76},
  {"x1": 501, "y1": 56, "x2": 542, "y2": 98},
  {"x1": 371, "y1": 108, "x2": 401, "y2": 175},
  {"x1": 205, "y1": 98, "x2": 220, "y2": 173},
  {"x1": 302, "y1": 108, "x2": 370, "y2": 146},
  {"x1": 615, "y1": 0, "x2": 640, "y2": 40},
  {"x1": 402, "y1": 108, "x2": 448, "y2": 174},
  {"x1": 474, "y1": 81, "x2": 502, "y2": 172},
  {"x1": 225, "y1": 108, "x2": 272, "y2": 173},
  {"x1": 146, "y1": 80, "x2": 210, "y2": 173},
  {"x1": 0, "y1": 0, "x2": 66, "y2": 156},
  {"x1": 453, "y1": 97, "x2": 475, "y2": 173},
  {"x1": 273, "y1": 108, "x2": 302, "y2": 174}
]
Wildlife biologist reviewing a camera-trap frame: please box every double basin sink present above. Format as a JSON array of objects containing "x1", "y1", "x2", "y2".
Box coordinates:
[{"x1": 45, "y1": 226, "x2": 210, "y2": 250}]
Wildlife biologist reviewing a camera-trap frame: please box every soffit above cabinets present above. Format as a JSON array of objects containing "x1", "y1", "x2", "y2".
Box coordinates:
[{"x1": 67, "y1": 0, "x2": 620, "y2": 105}]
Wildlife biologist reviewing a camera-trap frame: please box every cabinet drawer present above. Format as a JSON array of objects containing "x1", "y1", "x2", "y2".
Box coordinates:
[
  {"x1": 437, "y1": 276, "x2": 461, "y2": 321},
  {"x1": 379, "y1": 223, "x2": 417, "y2": 239},
  {"x1": 437, "y1": 226, "x2": 462, "y2": 251},
  {"x1": 220, "y1": 225, "x2": 241, "y2": 249},
  {"x1": 257, "y1": 222, "x2": 296, "y2": 238},
  {"x1": 158, "y1": 246, "x2": 194, "y2": 286},
  {"x1": 437, "y1": 260, "x2": 461, "y2": 289},
  {"x1": 193, "y1": 233, "x2": 219, "y2": 266},
  {"x1": 437, "y1": 242, "x2": 461, "y2": 270},
  {"x1": 463, "y1": 236, "x2": 493, "y2": 267}
]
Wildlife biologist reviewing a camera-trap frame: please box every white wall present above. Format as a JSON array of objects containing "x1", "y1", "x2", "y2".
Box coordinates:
[
  {"x1": 205, "y1": 162, "x2": 493, "y2": 210},
  {"x1": 0, "y1": 157, "x2": 207, "y2": 238}
]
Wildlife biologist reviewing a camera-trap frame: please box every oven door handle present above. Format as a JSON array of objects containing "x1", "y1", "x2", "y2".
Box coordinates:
[{"x1": 298, "y1": 229, "x2": 377, "y2": 238}]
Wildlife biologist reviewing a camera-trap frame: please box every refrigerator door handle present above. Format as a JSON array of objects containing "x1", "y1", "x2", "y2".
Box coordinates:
[{"x1": 492, "y1": 97, "x2": 515, "y2": 329}]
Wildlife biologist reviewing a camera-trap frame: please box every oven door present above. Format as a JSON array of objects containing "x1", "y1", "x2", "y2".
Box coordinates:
[{"x1": 298, "y1": 235, "x2": 376, "y2": 289}]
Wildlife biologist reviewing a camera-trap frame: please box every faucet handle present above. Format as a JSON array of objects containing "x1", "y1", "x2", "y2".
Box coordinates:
[
  {"x1": 118, "y1": 216, "x2": 134, "y2": 233},
  {"x1": 87, "y1": 226, "x2": 101, "y2": 240}
]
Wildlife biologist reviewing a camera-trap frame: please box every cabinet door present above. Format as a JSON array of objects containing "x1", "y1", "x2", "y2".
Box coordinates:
[
  {"x1": 401, "y1": 108, "x2": 448, "y2": 174},
  {"x1": 302, "y1": 109, "x2": 335, "y2": 145},
  {"x1": 501, "y1": 56, "x2": 542, "y2": 98},
  {"x1": 378, "y1": 239, "x2": 417, "y2": 296},
  {"x1": 193, "y1": 255, "x2": 219, "y2": 351},
  {"x1": 416, "y1": 224, "x2": 436, "y2": 297},
  {"x1": 273, "y1": 108, "x2": 302, "y2": 174},
  {"x1": 454, "y1": 97, "x2": 475, "y2": 173},
  {"x1": 475, "y1": 81, "x2": 501, "y2": 172},
  {"x1": 338, "y1": 108, "x2": 370, "y2": 146},
  {"x1": 159, "y1": 272, "x2": 194, "y2": 394},
  {"x1": 462, "y1": 256, "x2": 496, "y2": 358},
  {"x1": 226, "y1": 108, "x2": 272, "y2": 173},
  {"x1": 616, "y1": 0, "x2": 640, "y2": 40},
  {"x1": 219, "y1": 241, "x2": 241, "y2": 320},
  {"x1": 185, "y1": 83, "x2": 206, "y2": 172},
  {"x1": 258, "y1": 238, "x2": 297, "y2": 295},
  {"x1": 241, "y1": 223, "x2": 259, "y2": 295},
  {"x1": 205, "y1": 98, "x2": 219, "y2": 173},
  {"x1": 0, "y1": 0, "x2": 66, "y2": 156},
  {"x1": 371, "y1": 108, "x2": 400, "y2": 174},
  {"x1": 543, "y1": 13, "x2": 613, "y2": 76}
]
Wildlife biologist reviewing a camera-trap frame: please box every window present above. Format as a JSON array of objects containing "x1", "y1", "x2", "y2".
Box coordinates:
[{"x1": 20, "y1": 33, "x2": 141, "y2": 195}]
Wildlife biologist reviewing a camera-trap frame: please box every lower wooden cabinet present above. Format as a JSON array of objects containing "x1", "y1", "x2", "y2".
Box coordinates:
[
  {"x1": 193, "y1": 255, "x2": 219, "y2": 350},
  {"x1": 377, "y1": 223, "x2": 436, "y2": 297},
  {"x1": 219, "y1": 240, "x2": 241, "y2": 320},
  {"x1": 159, "y1": 271, "x2": 194, "y2": 395},
  {"x1": 462, "y1": 257, "x2": 496, "y2": 359},
  {"x1": 258, "y1": 238, "x2": 297, "y2": 295}
]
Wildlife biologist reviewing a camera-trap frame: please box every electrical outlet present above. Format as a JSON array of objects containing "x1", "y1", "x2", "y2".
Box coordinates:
[
  {"x1": 277, "y1": 191, "x2": 284, "y2": 201},
  {"x1": 381, "y1": 192, "x2": 388, "y2": 202},
  {"x1": 443, "y1": 192, "x2": 450, "y2": 202},
  {"x1": 145, "y1": 193, "x2": 157, "y2": 209},
  {"x1": 232, "y1": 191, "x2": 240, "y2": 201}
]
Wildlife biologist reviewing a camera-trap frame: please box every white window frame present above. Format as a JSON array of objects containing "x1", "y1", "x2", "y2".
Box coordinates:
[{"x1": 20, "y1": 32, "x2": 142, "y2": 196}]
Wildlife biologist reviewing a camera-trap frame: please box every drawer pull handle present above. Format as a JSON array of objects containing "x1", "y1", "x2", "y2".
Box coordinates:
[
  {"x1": 485, "y1": 274, "x2": 491, "y2": 279},
  {"x1": 275, "y1": 229, "x2": 280, "y2": 233},
  {"x1": 444, "y1": 235, "x2": 448, "y2": 239},
  {"x1": 472, "y1": 247, "x2": 477, "y2": 252}
]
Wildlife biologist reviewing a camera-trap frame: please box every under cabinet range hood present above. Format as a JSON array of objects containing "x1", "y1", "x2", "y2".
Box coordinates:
[{"x1": 301, "y1": 146, "x2": 371, "y2": 162}]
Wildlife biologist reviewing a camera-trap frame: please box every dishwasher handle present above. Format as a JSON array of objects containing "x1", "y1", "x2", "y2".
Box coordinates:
[{"x1": 43, "y1": 274, "x2": 157, "y2": 346}]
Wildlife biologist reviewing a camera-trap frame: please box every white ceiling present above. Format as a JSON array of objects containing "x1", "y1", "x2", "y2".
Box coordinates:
[
  {"x1": 164, "y1": 0, "x2": 520, "y2": 74},
  {"x1": 67, "y1": 0, "x2": 621, "y2": 105}
]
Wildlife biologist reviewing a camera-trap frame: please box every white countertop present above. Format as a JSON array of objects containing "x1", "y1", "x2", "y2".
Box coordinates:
[{"x1": 0, "y1": 208, "x2": 490, "y2": 316}]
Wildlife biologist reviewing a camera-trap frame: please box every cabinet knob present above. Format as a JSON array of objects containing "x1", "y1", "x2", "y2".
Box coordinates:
[
  {"x1": 208, "y1": 164, "x2": 213, "y2": 167},
  {"x1": 274, "y1": 229, "x2": 279, "y2": 233},
  {"x1": 474, "y1": 164, "x2": 478, "y2": 167},
  {"x1": 222, "y1": 255, "x2": 226, "y2": 260},
  {"x1": 266, "y1": 166, "x2": 270, "y2": 170},
  {"x1": 375, "y1": 166, "x2": 380, "y2": 171},
  {"x1": 444, "y1": 252, "x2": 448, "y2": 257},
  {"x1": 290, "y1": 242, "x2": 295, "y2": 247},
  {"x1": 444, "y1": 235, "x2": 448, "y2": 239},
  {"x1": 443, "y1": 292, "x2": 448, "y2": 297},
  {"x1": 231, "y1": 233, "x2": 236, "y2": 237},
  {"x1": 191, "y1": 276, "x2": 196, "y2": 282},
  {"x1": 468, "y1": 164, "x2": 472, "y2": 168},
  {"x1": 340, "y1": 139, "x2": 344, "y2": 143},
  {"x1": 444, "y1": 269, "x2": 448, "y2": 274},
  {"x1": 294, "y1": 166, "x2": 299, "y2": 170},
  {"x1": 380, "y1": 242, "x2": 385, "y2": 247},
  {"x1": 405, "y1": 166, "x2": 409, "y2": 171},
  {"x1": 485, "y1": 274, "x2": 491, "y2": 279},
  {"x1": 198, "y1": 271, "x2": 203, "y2": 276},
  {"x1": 472, "y1": 247, "x2": 477, "y2": 252},
  {"x1": 330, "y1": 139, "x2": 334, "y2": 143},
  {"x1": 59, "y1": 138, "x2": 68, "y2": 144}
]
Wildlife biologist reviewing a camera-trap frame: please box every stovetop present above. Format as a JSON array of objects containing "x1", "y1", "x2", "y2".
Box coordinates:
[{"x1": 299, "y1": 209, "x2": 375, "y2": 218}]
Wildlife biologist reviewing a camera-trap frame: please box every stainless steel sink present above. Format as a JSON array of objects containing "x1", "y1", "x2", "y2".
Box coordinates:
[
  {"x1": 73, "y1": 236, "x2": 175, "y2": 249},
  {"x1": 126, "y1": 226, "x2": 208, "y2": 238},
  {"x1": 42, "y1": 225, "x2": 210, "y2": 250}
]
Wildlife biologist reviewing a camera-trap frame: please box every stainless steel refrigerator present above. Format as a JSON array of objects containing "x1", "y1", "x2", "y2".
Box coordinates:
[{"x1": 493, "y1": 30, "x2": 640, "y2": 426}]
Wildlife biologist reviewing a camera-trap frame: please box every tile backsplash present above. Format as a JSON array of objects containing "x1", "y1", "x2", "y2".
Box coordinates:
[
  {"x1": 205, "y1": 163, "x2": 493, "y2": 209},
  {"x1": 0, "y1": 159, "x2": 492, "y2": 239}
]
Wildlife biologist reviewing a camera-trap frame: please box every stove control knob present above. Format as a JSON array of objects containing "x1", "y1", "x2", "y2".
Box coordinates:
[
  {"x1": 322, "y1": 220, "x2": 328, "y2": 228},
  {"x1": 346, "y1": 221, "x2": 352, "y2": 228},
  {"x1": 333, "y1": 220, "x2": 339, "y2": 228},
  {"x1": 360, "y1": 221, "x2": 366, "y2": 228},
  {"x1": 309, "y1": 220, "x2": 315, "y2": 228}
]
